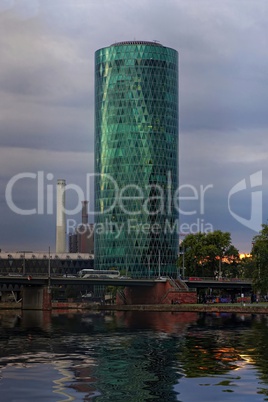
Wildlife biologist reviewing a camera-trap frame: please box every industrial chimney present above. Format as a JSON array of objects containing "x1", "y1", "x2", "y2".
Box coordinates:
[{"x1": 56, "y1": 179, "x2": 66, "y2": 253}]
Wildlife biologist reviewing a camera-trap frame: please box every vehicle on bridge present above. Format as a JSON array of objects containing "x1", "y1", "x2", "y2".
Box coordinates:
[
  {"x1": 78, "y1": 269, "x2": 120, "y2": 279},
  {"x1": 189, "y1": 277, "x2": 203, "y2": 281}
]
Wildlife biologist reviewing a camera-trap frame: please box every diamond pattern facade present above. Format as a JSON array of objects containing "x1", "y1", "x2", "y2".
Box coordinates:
[{"x1": 95, "y1": 41, "x2": 178, "y2": 277}]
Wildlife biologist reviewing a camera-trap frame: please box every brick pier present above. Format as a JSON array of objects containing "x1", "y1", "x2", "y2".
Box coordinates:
[{"x1": 117, "y1": 279, "x2": 197, "y2": 305}]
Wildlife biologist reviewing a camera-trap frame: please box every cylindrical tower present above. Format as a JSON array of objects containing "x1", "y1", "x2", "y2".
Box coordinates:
[
  {"x1": 95, "y1": 41, "x2": 178, "y2": 277},
  {"x1": 56, "y1": 179, "x2": 66, "y2": 253}
]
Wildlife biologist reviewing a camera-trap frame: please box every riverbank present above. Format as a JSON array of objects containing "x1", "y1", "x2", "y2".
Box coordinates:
[
  {"x1": 1, "y1": 301, "x2": 268, "y2": 313},
  {"x1": 99, "y1": 303, "x2": 268, "y2": 314}
]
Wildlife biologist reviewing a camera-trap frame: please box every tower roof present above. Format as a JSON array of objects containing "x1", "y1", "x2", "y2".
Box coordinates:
[{"x1": 110, "y1": 40, "x2": 163, "y2": 47}]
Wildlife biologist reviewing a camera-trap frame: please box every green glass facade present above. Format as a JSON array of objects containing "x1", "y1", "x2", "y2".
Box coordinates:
[{"x1": 95, "y1": 41, "x2": 178, "y2": 278}]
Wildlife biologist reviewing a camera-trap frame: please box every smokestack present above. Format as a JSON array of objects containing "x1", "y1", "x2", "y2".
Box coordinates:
[
  {"x1": 82, "y1": 201, "x2": 88, "y2": 224},
  {"x1": 56, "y1": 179, "x2": 66, "y2": 253}
]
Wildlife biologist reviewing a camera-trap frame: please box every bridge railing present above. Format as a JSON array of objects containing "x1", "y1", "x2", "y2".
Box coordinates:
[{"x1": 185, "y1": 277, "x2": 252, "y2": 282}]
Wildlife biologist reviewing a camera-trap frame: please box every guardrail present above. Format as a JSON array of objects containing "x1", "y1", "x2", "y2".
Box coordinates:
[{"x1": 185, "y1": 277, "x2": 252, "y2": 282}]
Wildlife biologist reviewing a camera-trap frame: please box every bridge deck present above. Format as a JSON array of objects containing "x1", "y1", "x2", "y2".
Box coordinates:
[
  {"x1": 0, "y1": 275, "x2": 253, "y2": 290},
  {"x1": 0, "y1": 275, "x2": 165, "y2": 287}
]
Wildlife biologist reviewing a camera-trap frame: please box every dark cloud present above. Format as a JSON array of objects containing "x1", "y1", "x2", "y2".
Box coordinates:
[{"x1": 0, "y1": 0, "x2": 268, "y2": 252}]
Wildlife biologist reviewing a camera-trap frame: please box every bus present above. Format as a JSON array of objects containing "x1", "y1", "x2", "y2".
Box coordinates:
[{"x1": 78, "y1": 269, "x2": 120, "y2": 279}]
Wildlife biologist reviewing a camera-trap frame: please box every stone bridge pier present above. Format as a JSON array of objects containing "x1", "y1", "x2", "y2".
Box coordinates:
[{"x1": 22, "y1": 285, "x2": 52, "y2": 310}]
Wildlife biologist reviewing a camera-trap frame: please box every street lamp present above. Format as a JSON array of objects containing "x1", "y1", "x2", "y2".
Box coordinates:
[
  {"x1": 179, "y1": 235, "x2": 186, "y2": 279},
  {"x1": 182, "y1": 244, "x2": 185, "y2": 279},
  {"x1": 8, "y1": 256, "x2": 13, "y2": 274},
  {"x1": 178, "y1": 244, "x2": 185, "y2": 279},
  {"x1": 158, "y1": 250, "x2": 161, "y2": 278},
  {"x1": 147, "y1": 254, "x2": 151, "y2": 279},
  {"x1": 23, "y1": 251, "x2": 26, "y2": 276},
  {"x1": 177, "y1": 254, "x2": 180, "y2": 279},
  {"x1": 48, "y1": 246, "x2": 51, "y2": 292},
  {"x1": 125, "y1": 254, "x2": 129, "y2": 277}
]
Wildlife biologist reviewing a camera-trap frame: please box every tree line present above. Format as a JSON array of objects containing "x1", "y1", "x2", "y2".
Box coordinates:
[{"x1": 178, "y1": 225, "x2": 268, "y2": 293}]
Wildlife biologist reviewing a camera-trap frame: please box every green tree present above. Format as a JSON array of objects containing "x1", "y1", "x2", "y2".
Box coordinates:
[
  {"x1": 251, "y1": 224, "x2": 268, "y2": 293},
  {"x1": 239, "y1": 255, "x2": 255, "y2": 279},
  {"x1": 179, "y1": 231, "x2": 239, "y2": 278}
]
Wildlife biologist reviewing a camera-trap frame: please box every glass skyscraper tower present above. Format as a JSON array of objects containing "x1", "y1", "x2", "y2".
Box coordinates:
[{"x1": 95, "y1": 41, "x2": 178, "y2": 277}]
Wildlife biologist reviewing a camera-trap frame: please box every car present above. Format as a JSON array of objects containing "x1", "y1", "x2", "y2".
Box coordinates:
[{"x1": 62, "y1": 274, "x2": 77, "y2": 278}]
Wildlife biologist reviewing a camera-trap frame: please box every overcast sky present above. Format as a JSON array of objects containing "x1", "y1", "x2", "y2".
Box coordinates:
[{"x1": 0, "y1": 0, "x2": 267, "y2": 253}]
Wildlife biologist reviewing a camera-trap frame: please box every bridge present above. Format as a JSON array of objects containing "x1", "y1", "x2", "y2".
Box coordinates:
[
  {"x1": 184, "y1": 278, "x2": 252, "y2": 291},
  {"x1": 0, "y1": 275, "x2": 254, "y2": 310},
  {"x1": 0, "y1": 275, "x2": 171, "y2": 309},
  {"x1": 0, "y1": 275, "x2": 160, "y2": 287},
  {"x1": 0, "y1": 275, "x2": 253, "y2": 289}
]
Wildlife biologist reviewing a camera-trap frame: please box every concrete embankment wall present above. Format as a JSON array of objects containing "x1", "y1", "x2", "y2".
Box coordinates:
[
  {"x1": 99, "y1": 304, "x2": 268, "y2": 314},
  {"x1": 2, "y1": 302, "x2": 268, "y2": 314}
]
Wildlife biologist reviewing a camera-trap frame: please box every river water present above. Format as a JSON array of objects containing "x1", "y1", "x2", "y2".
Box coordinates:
[{"x1": 0, "y1": 310, "x2": 268, "y2": 401}]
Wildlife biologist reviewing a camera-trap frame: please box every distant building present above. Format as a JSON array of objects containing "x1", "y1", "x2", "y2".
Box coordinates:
[
  {"x1": 69, "y1": 201, "x2": 94, "y2": 253},
  {"x1": 0, "y1": 252, "x2": 94, "y2": 277},
  {"x1": 69, "y1": 233, "x2": 78, "y2": 253}
]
